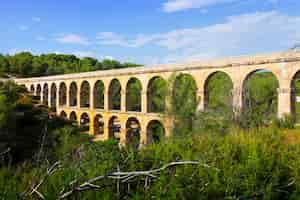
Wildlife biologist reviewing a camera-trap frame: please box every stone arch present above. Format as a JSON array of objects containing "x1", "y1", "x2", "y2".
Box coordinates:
[
  {"x1": 126, "y1": 117, "x2": 141, "y2": 149},
  {"x1": 290, "y1": 70, "x2": 300, "y2": 122},
  {"x1": 242, "y1": 69, "x2": 279, "y2": 118},
  {"x1": 30, "y1": 84, "x2": 35, "y2": 93},
  {"x1": 69, "y1": 82, "x2": 78, "y2": 107},
  {"x1": 93, "y1": 80, "x2": 105, "y2": 109},
  {"x1": 126, "y1": 77, "x2": 142, "y2": 112},
  {"x1": 108, "y1": 79, "x2": 121, "y2": 110},
  {"x1": 204, "y1": 71, "x2": 233, "y2": 112},
  {"x1": 36, "y1": 84, "x2": 41, "y2": 101},
  {"x1": 50, "y1": 83, "x2": 57, "y2": 108},
  {"x1": 60, "y1": 111, "x2": 67, "y2": 119},
  {"x1": 42, "y1": 83, "x2": 49, "y2": 105},
  {"x1": 172, "y1": 73, "x2": 198, "y2": 129},
  {"x1": 147, "y1": 76, "x2": 168, "y2": 113},
  {"x1": 69, "y1": 111, "x2": 77, "y2": 122},
  {"x1": 80, "y1": 81, "x2": 90, "y2": 108},
  {"x1": 94, "y1": 114, "x2": 104, "y2": 135},
  {"x1": 108, "y1": 116, "x2": 121, "y2": 141},
  {"x1": 146, "y1": 120, "x2": 165, "y2": 144},
  {"x1": 59, "y1": 82, "x2": 67, "y2": 106},
  {"x1": 80, "y1": 112, "x2": 90, "y2": 132}
]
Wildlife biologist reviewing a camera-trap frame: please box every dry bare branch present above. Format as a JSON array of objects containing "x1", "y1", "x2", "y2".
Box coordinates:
[{"x1": 59, "y1": 161, "x2": 218, "y2": 199}]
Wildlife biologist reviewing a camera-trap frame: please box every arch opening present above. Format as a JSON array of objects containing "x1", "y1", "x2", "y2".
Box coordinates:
[
  {"x1": 36, "y1": 84, "x2": 41, "y2": 101},
  {"x1": 80, "y1": 113, "x2": 90, "y2": 133},
  {"x1": 291, "y1": 71, "x2": 300, "y2": 122},
  {"x1": 146, "y1": 120, "x2": 165, "y2": 144},
  {"x1": 108, "y1": 116, "x2": 121, "y2": 141},
  {"x1": 93, "y1": 80, "x2": 105, "y2": 109},
  {"x1": 172, "y1": 73, "x2": 198, "y2": 131},
  {"x1": 50, "y1": 83, "x2": 57, "y2": 109},
  {"x1": 147, "y1": 76, "x2": 168, "y2": 113},
  {"x1": 42, "y1": 84, "x2": 49, "y2": 105},
  {"x1": 60, "y1": 111, "x2": 67, "y2": 119},
  {"x1": 94, "y1": 114, "x2": 104, "y2": 135},
  {"x1": 242, "y1": 69, "x2": 279, "y2": 123},
  {"x1": 126, "y1": 117, "x2": 141, "y2": 150},
  {"x1": 69, "y1": 82, "x2": 78, "y2": 107},
  {"x1": 204, "y1": 71, "x2": 233, "y2": 115},
  {"x1": 80, "y1": 81, "x2": 90, "y2": 108},
  {"x1": 70, "y1": 111, "x2": 77, "y2": 123},
  {"x1": 59, "y1": 82, "x2": 67, "y2": 106},
  {"x1": 108, "y1": 79, "x2": 121, "y2": 110},
  {"x1": 126, "y1": 78, "x2": 142, "y2": 112},
  {"x1": 30, "y1": 85, "x2": 35, "y2": 93}
]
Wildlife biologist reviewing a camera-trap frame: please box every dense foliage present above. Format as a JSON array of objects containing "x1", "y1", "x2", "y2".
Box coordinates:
[
  {"x1": 0, "y1": 52, "x2": 141, "y2": 78},
  {"x1": 1, "y1": 63, "x2": 300, "y2": 199}
]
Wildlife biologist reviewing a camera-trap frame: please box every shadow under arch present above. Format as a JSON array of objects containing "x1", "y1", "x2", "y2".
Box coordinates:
[
  {"x1": 126, "y1": 77, "x2": 142, "y2": 112},
  {"x1": 69, "y1": 82, "x2": 78, "y2": 107},
  {"x1": 108, "y1": 116, "x2": 121, "y2": 141},
  {"x1": 93, "y1": 80, "x2": 105, "y2": 109},
  {"x1": 126, "y1": 117, "x2": 141, "y2": 150},
  {"x1": 291, "y1": 70, "x2": 300, "y2": 122},
  {"x1": 80, "y1": 81, "x2": 90, "y2": 108},
  {"x1": 94, "y1": 114, "x2": 104, "y2": 135},
  {"x1": 146, "y1": 120, "x2": 165, "y2": 144},
  {"x1": 50, "y1": 83, "x2": 57, "y2": 108},
  {"x1": 59, "y1": 82, "x2": 67, "y2": 106},
  {"x1": 203, "y1": 71, "x2": 233, "y2": 113},
  {"x1": 147, "y1": 76, "x2": 168, "y2": 113},
  {"x1": 108, "y1": 79, "x2": 121, "y2": 110},
  {"x1": 36, "y1": 84, "x2": 41, "y2": 101},
  {"x1": 242, "y1": 69, "x2": 279, "y2": 120},
  {"x1": 42, "y1": 83, "x2": 49, "y2": 105}
]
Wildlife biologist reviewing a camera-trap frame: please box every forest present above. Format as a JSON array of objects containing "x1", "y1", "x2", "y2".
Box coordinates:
[
  {"x1": 0, "y1": 52, "x2": 141, "y2": 78},
  {"x1": 0, "y1": 52, "x2": 300, "y2": 199}
]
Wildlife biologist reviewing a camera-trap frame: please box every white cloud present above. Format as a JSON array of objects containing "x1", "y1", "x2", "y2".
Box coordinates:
[
  {"x1": 73, "y1": 51, "x2": 98, "y2": 58},
  {"x1": 36, "y1": 36, "x2": 46, "y2": 41},
  {"x1": 32, "y1": 17, "x2": 41, "y2": 22},
  {"x1": 162, "y1": 0, "x2": 237, "y2": 12},
  {"x1": 19, "y1": 25, "x2": 29, "y2": 31},
  {"x1": 56, "y1": 34, "x2": 90, "y2": 45},
  {"x1": 97, "y1": 11, "x2": 300, "y2": 63}
]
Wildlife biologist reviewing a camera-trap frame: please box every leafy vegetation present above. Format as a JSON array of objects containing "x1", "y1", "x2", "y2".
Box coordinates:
[
  {"x1": 1, "y1": 57, "x2": 300, "y2": 199},
  {"x1": 0, "y1": 52, "x2": 141, "y2": 78}
]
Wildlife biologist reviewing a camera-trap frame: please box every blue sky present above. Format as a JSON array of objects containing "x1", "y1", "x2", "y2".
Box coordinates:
[{"x1": 0, "y1": 0, "x2": 300, "y2": 64}]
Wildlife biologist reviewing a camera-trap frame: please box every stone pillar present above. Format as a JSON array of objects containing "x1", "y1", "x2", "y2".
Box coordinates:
[
  {"x1": 278, "y1": 87, "x2": 292, "y2": 118},
  {"x1": 196, "y1": 90, "x2": 205, "y2": 111},
  {"x1": 48, "y1": 87, "x2": 51, "y2": 107},
  {"x1": 66, "y1": 84, "x2": 70, "y2": 107},
  {"x1": 119, "y1": 123, "x2": 127, "y2": 146},
  {"x1": 141, "y1": 91, "x2": 147, "y2": 113},
  {"x1": 121, "y1": 89, "x2": 126, "y2": 112},
  {"x1": 140, "y1": 124, "x2": 147, "y2": 147},
  {"x1": 89, "y1": 112, "x2": 95, "y2": 136},
  {"x1": 232, "y1": 86, "x2": 243, "y2": 115},
  {"x1": 56, "y1": 84, "x2": 60, "y2": 110},
  {"x1": 40, "y1": 85, "x2": 44, "y2": 104},
  {"x1": 164, "y1": 118, "x2": 173, "y2": 138},
  {"x1": 103, "y1": 124, "x2": 109, "y2": 140},
  {"x1": 77, "y1": 83, "x2": 81, "y2": 109}
]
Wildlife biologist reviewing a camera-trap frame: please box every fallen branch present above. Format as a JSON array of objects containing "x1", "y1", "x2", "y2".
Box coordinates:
[
  {"x1": 23, "y1": 161, "x2": 61, "y2": 199},
  {"x1": 59, "y1": 161, "x2": 219, "y2": 199},
  {"x1": 0, "y1": 147, "x2": 10, "y2": 157}
]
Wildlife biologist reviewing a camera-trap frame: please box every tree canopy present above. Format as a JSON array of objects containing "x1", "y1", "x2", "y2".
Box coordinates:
[{"x1": 0, "y1": 52, "x2": 141, "y2": 78}]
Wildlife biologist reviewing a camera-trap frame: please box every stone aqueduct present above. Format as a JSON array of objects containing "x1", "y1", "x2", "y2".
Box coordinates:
[{"x1": 14, "y1": 51, "x2": 300, "y2": 145}]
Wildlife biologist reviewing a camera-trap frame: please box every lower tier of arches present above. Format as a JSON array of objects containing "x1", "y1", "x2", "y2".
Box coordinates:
[{"x1": 57, "y1": 108, "x2": 172, "y2": 147}]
